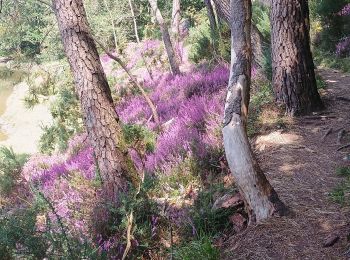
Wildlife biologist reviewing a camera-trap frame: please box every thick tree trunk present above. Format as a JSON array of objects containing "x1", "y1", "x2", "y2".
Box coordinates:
[
  {"x1": 271, "y1": 0, "x2": 324, "y2": 115},
  {"x1": 52, "y1": 0, "x2": 139, "y2": 199},
  {"x1": 148, "y1": 0, "x2": 181, "y2": 75},
  {"x1": 222, "y1": 0, "x2": 287, "y2": 223}
]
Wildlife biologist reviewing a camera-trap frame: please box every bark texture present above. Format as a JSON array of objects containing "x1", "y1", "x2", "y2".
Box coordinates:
[
  {"x1": 52, "y1": 0, "x2": 139, "y2": 199},
  {"x1": 223, "y1": 0, "x2": 287, "y2": 223},
  {"x1": 271, "y1": 0, "x2": 324, "y2": 115},
  {"x1": 149, "y1": 0, "x2": 181, "y2": 75}
]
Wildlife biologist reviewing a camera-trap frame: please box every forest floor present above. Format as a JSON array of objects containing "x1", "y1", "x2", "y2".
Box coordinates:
[{"x1": 223, "y1": 68, "x2": 350, "y2": 259}]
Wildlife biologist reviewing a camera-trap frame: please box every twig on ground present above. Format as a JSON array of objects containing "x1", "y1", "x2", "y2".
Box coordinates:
[
  {"x1": 321, "y1": 127, "x2": 333, "y2": 141},
  {"x1": 337, "y1": 143, "x2": 350, "y2": 151}
]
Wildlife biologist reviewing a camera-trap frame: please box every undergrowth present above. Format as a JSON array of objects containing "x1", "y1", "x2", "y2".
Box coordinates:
[{"x1": 330, "y1": 166, "x2": 350, "y2": 205}]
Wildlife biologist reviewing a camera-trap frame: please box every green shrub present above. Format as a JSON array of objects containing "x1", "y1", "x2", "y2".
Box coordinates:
[
  {"x1": 186, "y1": 12, "x2": 214, "y2": 63},
  {"x1": 314, "y1": 49, "x2": 350, "y2": 73},
  {"x1": 173, "y1": 234, "x2": 219, "y2": 260},
  {"x1": 330, "y1": 167, "x2": 350, "y2": 205},
  {"x1": 252, "y1": 3, "x2": 271, "y2": 40},
  {"x1": 0, "y1": 147, "x2": 28, "y2": 196}
]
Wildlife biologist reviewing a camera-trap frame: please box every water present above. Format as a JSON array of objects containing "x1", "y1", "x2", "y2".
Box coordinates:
[{"x1": 0, "y1": 66, "x2": 26, "y2": 141}]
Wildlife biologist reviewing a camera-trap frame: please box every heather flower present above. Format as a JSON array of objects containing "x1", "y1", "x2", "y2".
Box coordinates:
[{"x1": 338, "y1": 4, "x2": 350, "y2": 16}]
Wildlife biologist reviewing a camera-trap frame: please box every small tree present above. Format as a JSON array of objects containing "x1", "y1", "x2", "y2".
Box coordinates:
[
  {"x1": 148, "y1": 0, "x2": 181, "y2": 75},
  {"x1": 222, "y1": 0, "x2": 287, "y2": 223}
]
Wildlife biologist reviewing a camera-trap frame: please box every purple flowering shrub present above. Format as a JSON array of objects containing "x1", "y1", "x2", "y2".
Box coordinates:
[
  {"x1": 15, "y1": 45, "x2": 232, "y2": 256},
  {"x1": 336, "y1": 4, "x2": 350, "y2": 56},
  {"x1": 117, "y1": 65, "x2": 229, "y2": 176},
  {"x1": 21, "y1": 133, "x2": 98, "y2": 240}
]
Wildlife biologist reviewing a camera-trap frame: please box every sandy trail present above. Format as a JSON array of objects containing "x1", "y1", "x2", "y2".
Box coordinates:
[{"x1": 223, "y1": 68, "x2": 350, "y2": 259}]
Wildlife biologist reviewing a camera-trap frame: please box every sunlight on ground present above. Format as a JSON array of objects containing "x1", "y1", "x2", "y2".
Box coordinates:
[{"x1": 255, "y1": 131, "x2": 301, "y2": 151}]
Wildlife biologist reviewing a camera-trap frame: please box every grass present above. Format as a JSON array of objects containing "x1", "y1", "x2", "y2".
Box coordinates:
[
  {"x1": 173, "y1": 234, "x2": 220, "y2": 260},
  {"x1": 314, "y1": 49, "x2": 350, "y2": 73},
  {"x1": 330, "y1": 167, "x2": 350, "y2": 205}
]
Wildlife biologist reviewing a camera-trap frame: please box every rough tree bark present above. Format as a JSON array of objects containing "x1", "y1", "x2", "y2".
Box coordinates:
[
  {"x1": 271, "y1": 0, "x2": 324, "y2": 115},
  {"x1": 52, "y1": 0, "x2": 139, "y2": 199},
  {"x1": 148, "y1": 0, "x2": 181, "y2": 75},
  {"x1": 222, "y1": 0, "x2": 287, "y2": 223}
]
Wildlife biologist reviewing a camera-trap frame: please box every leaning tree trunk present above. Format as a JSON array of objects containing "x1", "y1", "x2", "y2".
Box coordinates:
[
  {"x1": 204, "y1": 0, "x2": 218, "y2": 45},
  {"x1": 52, "y1": 0, "x2": 139, "y2": 199},
  {"x1": 222, "y1": 0, "x2": 287, "y2": 223},
  {"x1": 271, "y1": 0, "x2": 324, "y2": 115},
  {"x1": 171, "y1": 0, "x2": 181, "y2": 38},
  {"x1": 148, "y1": 0, "x2": 181, "y2": 75}
]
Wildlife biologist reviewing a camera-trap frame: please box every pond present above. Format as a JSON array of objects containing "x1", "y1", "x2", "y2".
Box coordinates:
[{"x1": 0, "y1": 65, "x2": 26, "y2": 141}]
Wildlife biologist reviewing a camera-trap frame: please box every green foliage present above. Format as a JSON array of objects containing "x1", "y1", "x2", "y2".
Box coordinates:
[
  {"x1": 0, "y1": 204, "x2": 48, "y2": 259},
  {"x1": 310, "y1": 0, "x2": 350, "y2": 52},
  {"x1": 337, "y1": 167, "x2": 350, "y2": 177},
  {"x1": 186, "y1": 9, "x2": 230, "y2": 63},
  {"x1": 173, "y1": 234, "x2": 219, "y2": 260},
  {"x1": 252, "y1": 3, "x2": 271, "y2": 40},
  {"x1": 0, "y1": 195, "x2": 106, "y2": 260},
  {"x1": 0, "y1": 0, "x2": 62, "y2": 61},
  {"x1": 34, "y1": 66, "x2": 83, "y2": 154},
  {"x1": 316, "y1": 74, "x2": 327, "y2": 90},
  {"x1": 122, "y1": 124, "x2": 156, "y2": 154},
  {"x1": 248, "y1": 80, "x2": 275, "y2": 136},
  {"x1": 186, "y1": 10, "x2": 216, "y2": 63},
  {"x1": 330, "y1": 167, "x2": 350, "y2": 205},
  {"x1": 0, "y1": 147, "x2": 28, "y2": 196},
  {"x1": 190, "y1": 184, "x2": 238, "y2": 236},
  {"x1": 314, "y1": 49, "x2": 350, "y2": 73}
]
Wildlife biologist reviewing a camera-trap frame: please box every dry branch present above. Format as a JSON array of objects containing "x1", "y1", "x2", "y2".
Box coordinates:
[
  {"x1": 94, "y1": 37, "x2": 160, "y2": 125},
  {"x1": 321, "y1": 127, "x2": 332, "y2": 141},
  {"x1": 337, "y1": 143, "x2": 350, "y2": 151}
]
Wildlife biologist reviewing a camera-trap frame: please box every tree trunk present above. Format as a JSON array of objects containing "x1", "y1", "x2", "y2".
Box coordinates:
[
  {"x1": 171, "y1": 0, "x2": 181, "y2": 38},
  {"x1": 204, "y1": 0, "x2": 218, "y2": 44},
  {"x1": 148, "y1": 0, "x2": 181, "y2": 75},
  {"x1": 52, "y1": 0, "x2": 139, "y2": 199},
  {"x1": 271, "y1": 0, "x2": 324, "y2": 116},
  {"x1": 222, "y1": 0, "x2": 287, "y2": 223}
]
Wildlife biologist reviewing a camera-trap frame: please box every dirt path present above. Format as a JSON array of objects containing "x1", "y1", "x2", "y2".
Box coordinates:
[{"x1": 223, "y1": 69, "x2": 350, "y2": 259}]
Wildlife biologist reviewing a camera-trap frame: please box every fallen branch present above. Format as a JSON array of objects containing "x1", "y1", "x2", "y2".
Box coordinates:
[
  {"x1": 94, "y1": 37, "x2": 160, "y2": 125},
  {"x1": 337, "y1": 143, "x2": 350, "y2": 151},
  {"x1": 303, "y1": 115, "x2": 337, "y2": 120},
  {"x1": 321, "y1": 127, "x2": 333, "y2": 141}
]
